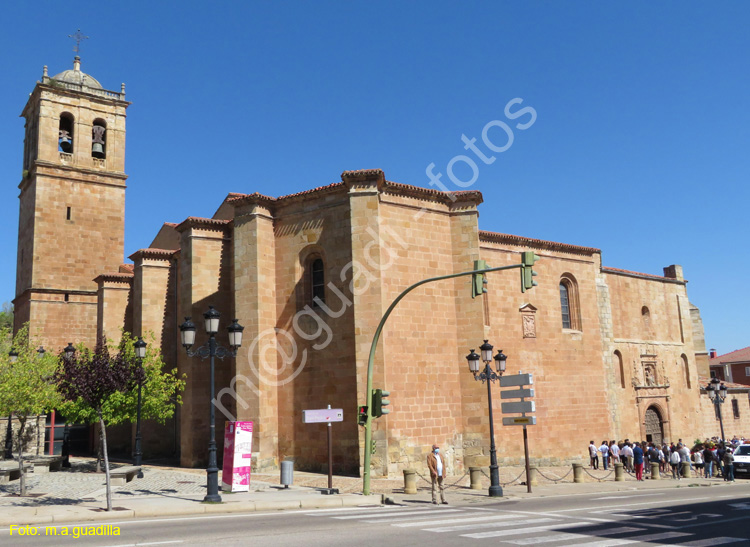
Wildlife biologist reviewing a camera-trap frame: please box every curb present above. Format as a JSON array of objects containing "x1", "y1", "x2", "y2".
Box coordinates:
[{"x1": 0, "y1": 494, "x2": 383, "y2": 527}]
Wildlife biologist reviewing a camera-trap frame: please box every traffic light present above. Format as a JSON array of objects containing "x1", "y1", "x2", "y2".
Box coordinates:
[
  {"x1": 372, "y1": 389, "x2": 391, "y2": 418},
  {"x1": 520, "y1": 251, "x2": 540, "y2": 292},
  {"x1": 471, "y1": 259, "x2": 488, "y2": 298},
  {"x1": 357, "y1": 406, "x2": 368, "y2": 426}
]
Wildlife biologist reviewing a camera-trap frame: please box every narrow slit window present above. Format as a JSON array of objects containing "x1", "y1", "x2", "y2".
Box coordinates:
[
  {"x1": 311, "y1": 258, "x2": 325, "y2": 306},
  {"x1": 560, "y1": 283, "x2": 571, "y2": 329},
  {"x1": 732, "y1": 399, "x2": 740, "y2": 419},
  {"x1": 64, "y1": 293, "x2": 69, "y2": 302},
  {"x1": 66, "y1": 206, "x2": 71, "y2": 221}
]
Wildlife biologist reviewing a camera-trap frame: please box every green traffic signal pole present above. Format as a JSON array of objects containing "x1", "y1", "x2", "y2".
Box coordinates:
[{"x1": 362, "y1": 263, "x2": 523, "y2": 495}]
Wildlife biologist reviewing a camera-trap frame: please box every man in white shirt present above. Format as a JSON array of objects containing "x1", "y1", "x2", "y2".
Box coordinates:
[
  {"x1": 610, "y1": 441, "x2": 620, "y2": 464},
  {"x1": 589, "y1": 441, "x2": 599, "y2": 469},
  {"x1": 427, "y1": 444, "x2": 447, "y2": 505},
  {"x1": 621, "y1": 442, "x2": 634, "y2": 472},
  {"x1": 599, "y1": 441, "x2": 610, "y2": 470}
]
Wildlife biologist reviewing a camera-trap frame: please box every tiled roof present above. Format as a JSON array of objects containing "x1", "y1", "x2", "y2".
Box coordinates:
[
  {"x1": 602, "y1": 266, "x2": 685, "y2": 284},
  {"x1": 119, "y1": 264, "x2": 134, "y2": 273},
  {"x1": 710, "y1": 346, "x2": 750, "y2": 366},
  {"x1": 698, "y1": 376, "x2": 750, "y2": 391},
  {"x1": 228, "y1": 172, "x2": 482, "y2": 209},
  {"x1": 479, "y1": 231, "x2": 599, "y2": 255}
]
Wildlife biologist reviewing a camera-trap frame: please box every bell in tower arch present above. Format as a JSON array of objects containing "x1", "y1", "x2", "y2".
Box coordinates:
[
  {"x1": 59, "y1": 130, "x2": 72, "y2": 153},
  {"x1": 92, "y1": 123, "x2": 106, "y2": 159}
]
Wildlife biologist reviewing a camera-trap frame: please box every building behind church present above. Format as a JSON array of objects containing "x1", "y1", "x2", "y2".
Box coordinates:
[{"x1": 13, "y1": 57, "x2": 750, "y2": 476}]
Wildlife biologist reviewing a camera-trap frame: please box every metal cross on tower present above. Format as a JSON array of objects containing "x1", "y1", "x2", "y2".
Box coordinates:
[{"x1": 68, "y1": 29, "x2": 89, "y2": 54}]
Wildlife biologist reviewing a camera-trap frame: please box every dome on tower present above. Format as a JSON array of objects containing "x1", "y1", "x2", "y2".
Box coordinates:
[{"x1": 51, "y1": 56, "x2": 102, "y2": 89}]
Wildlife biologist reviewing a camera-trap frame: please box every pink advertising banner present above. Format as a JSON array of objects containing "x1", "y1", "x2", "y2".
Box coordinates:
[{"x1": 221, "y1": 421, "x2": 253, "y2": 492}]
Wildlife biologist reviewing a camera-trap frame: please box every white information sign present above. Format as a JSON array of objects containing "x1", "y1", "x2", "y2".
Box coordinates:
[{"x1": 303, "y1": 408, "x2": 344, "y2": 424}]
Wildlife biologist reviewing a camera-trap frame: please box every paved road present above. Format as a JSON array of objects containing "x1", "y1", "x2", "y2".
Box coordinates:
[{"x1": 1, "y1": 483, "x2": 749, "y2": 546}]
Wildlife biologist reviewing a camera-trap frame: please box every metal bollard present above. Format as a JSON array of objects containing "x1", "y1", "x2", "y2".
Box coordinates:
[
  {"x1": 469, "y1": 467, "x2": 482, "y2": 490},
  {"x1": 573, "y1": 463, "x2": 584, "y2": 483},
  {"x1": 650, "y1": 461, "x2": 660, "y2": 480},
  {"x1": 614, "y1": 462, "x2": 624, "y2": 481},
  {"x1": 403, "y1": 469, "x2": 417, "y2": 494},
  {"x1": 280, "y1": 460, "x2": 294, "y2": 488},
  {"x1": 528, "y1": 466, "x2": 538, "y2": 487},
  {"x1": 681, "y1": 462, "x2": 691, "y2": 478}
]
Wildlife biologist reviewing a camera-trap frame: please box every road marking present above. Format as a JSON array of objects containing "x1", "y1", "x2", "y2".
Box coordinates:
[
  {"x1": 303, "y1": 506, "x2": 395, "y2": 514},
  {"x1": 729, "y1": 502, "x2": 750, "y2": 510},
  {"x1": 360, "y1": 509, "x2": 466, "y2": 522},
  {"x1": 102, "y1": 542, "x2": 183, "y2": 547},
  {"x1": 551, "y1": 497, "x2": 711, "y2": 513},
  {"x1": 333, "y1": 508, "x2": 440, "y2": 519},
  {"x1": 506, "y1": 532, "x2": 594, "y2": 544},
  {"x1": 424, "y1": 517, "x2": 556, "y2": 533},
  {"x1": 594, "y1": 493, "x2": 659, "y2": 500},
  {"x1": 391, "y1": 513, "x2": 517, "y2": 528},
  {"x1": 626, "y1": 531, "x2": 690, "y2": 542},
  {"x1": 461, "y1": 521, "x2": 590, "y2": 539},
  {"x1": 679, "y1": 537, "x2": 747, "y2": 546}
]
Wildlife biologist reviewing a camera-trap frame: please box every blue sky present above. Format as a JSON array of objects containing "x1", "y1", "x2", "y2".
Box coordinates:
[{"x1": 0, "y1": 2, "x2": 747, "y2": 354}]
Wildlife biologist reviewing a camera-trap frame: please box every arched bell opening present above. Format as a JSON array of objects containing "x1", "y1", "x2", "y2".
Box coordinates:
[
  {"x1": 58, "y1": 113, "x2": 74, "y2": 153},
  {"x1": 92, "y1": 119, "x2": 106, "y2": 159}
]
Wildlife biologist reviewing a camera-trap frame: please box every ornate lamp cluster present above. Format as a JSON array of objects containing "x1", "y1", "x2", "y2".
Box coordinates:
[
  {"x1": 179, "y1": 306, "x2": 244, "y2": 503},
  {"x1": 465, "y1": 340, "x2": 507, "y2": 383}
]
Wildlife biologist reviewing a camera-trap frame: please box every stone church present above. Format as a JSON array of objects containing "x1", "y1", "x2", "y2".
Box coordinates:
[{"x1": 13, "y1": 57, "x2": 750, "y2": 476}]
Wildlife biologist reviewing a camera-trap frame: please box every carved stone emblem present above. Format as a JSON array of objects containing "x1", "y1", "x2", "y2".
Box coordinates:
[{"x1": 519, "y1": 303, "x2": 537, "y2": 339}]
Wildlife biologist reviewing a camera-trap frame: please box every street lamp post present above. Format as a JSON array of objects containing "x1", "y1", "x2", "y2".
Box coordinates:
[
  {"x1": 180, "y1": 307, "x2": 244, "y2": 503},
  {"x1": 706, "y1": 377, "x2": 728, "y2": 441},
  {"x1": 133, "y1": 337, "x2": 147, "y2": 478},
  {"x1": 3, "y1": 350, "x2": 19, "y2": 460},
  {"x1": 465, "y1": 340, "x2": 507, "y2": 497},
  {"x1": 61, "y1": 343, "x2": 77, "y2": 468}
]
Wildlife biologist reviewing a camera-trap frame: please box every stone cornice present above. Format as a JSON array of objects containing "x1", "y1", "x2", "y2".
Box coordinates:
[
  {"x1": 128, "y1": 248, "x2": 179, "y2": 261},
  {"x1": 479, "y1": 230, "x2": 599, "y2": 256},
  {"x1": 174, "y1": 217, "x2": 232, "y2": 233},
  {"x1": 602, "y1": 267, "x2": 686, "y2": 285},
  {"x1": 382, "y1": 180, "x2": 483, "y2": 207},
  {"x1": 93, "y1": 273, "x2": 134, "y2": 284}
]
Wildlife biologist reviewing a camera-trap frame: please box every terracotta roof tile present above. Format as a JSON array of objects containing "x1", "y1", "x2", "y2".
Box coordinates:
[
  {"x1": 710, "y1": 346, "x2": 750, "y2": 366},
  {"x1": 119, "y1": 264, "x2": 134, "y2": 273},
  {"x1": 174, "y1": 217, "x2": 231, "y2": 233},
  {"x1": 601, "y1": 266, "x2": 686, "y2": 284},
  {"x1": 698, "y1": 376, "x2": 750, "y2": 391},
  {"x1": 479, "y1": 231, "x2": 599, "y2": 255}
]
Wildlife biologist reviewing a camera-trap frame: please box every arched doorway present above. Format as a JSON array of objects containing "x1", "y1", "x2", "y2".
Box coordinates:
[{"x1": 644, "y1": 406, "x2": 664, "y2": 445}]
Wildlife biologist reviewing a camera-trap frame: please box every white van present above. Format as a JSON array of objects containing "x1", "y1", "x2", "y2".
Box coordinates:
[{"x1": 733, "y1": 444, "x2": 750, "y2": 478}]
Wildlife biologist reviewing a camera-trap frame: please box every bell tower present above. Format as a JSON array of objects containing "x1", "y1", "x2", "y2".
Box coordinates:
[{"x1": 14, "y1": 56, "x2": 130, "y2": 351}]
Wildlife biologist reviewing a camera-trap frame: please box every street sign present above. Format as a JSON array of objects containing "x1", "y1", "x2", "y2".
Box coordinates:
[
  {"x1": 303, "y1": 408, "x2": 344, "y2": 424},
  {"x1": 501, "y1": 401, "x2": 535, "y2": 414},
  {"x1": 500, "y1": 373, "x2": 534, "y2": 387},
  {"x1": 500, "y1": 388, "x2": 535, "y2": 399},
  {"x1": 502, "y1": 416, "x2": 537, "y2": 426}
]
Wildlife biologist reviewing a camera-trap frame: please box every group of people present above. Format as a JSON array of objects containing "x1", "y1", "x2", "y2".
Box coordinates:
[{"x1": 588, "y1": 438, "x2": 744, "y2": 482}]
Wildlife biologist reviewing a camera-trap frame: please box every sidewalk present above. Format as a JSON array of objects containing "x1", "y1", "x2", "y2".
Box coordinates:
[{"x1": 1, "y1": 459, "x2": 745, "y2": 526}]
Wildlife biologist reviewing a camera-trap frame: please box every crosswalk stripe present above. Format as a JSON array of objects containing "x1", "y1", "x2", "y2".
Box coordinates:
[
  {"x1": 461, "y1": 521, "x2": 589, "y2": 539},
  {"x1": 333, "y1": 508, "x2": 435, "y2": 519},
  {"x1": 392, "y1": 513, "x2": 517, "y2": 528},
  {"x1": 508, "y1": 527, "x2": 646, "y2": 546},
  {"x1": 679, "y1": 538, "x2": 747, "y2": 546},
  {"x1": 360, "y1": 509, "x2": 465, "y2": 523},
  {"x1": 625, "y1": 531, "x2": 690, "y2": 542},
  {"x1": 423, "y1": 517, "x2": 556, "y2": 533},
  {"x1": 304, "y1": 506, "x2": 398, "y2": 515}
]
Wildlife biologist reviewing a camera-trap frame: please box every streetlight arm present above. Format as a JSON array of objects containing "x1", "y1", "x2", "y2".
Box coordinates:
[{"x1": 362, "y1": 263, "x2": 523, "y2": 495}]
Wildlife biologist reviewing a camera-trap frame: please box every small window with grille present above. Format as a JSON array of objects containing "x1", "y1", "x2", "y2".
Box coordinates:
[{"x1": 732, "y1": 398, "x2": 740, "y2": 419}]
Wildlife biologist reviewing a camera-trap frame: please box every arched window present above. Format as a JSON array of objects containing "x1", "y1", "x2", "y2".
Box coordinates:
[
  {"x1": 615, "y1": 350, "x2": 625, "y2": 388},
  {"x1": 92, "y1": 119, "x2": 106, "y2": 158},
  {"x1": 559, "y1": 274, "x2": 581, "y2": 330},
  {"x1": 310, "y1": 258, "x2": 325, "y2": 306},
  {"x1": 641, "y1": 306, "x2": 651, "y2": 332},
  {"x1": 58, "y1": 113, "x2": 74, "y2": 153},
  {"x1": 681, "y1": 353, "x2": 691, "y2": 389}
]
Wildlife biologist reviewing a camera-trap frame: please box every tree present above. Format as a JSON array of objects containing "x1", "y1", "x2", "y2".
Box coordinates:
[
  {"x1": 56, "y1": 333, "x2": 185, "y2": 511},
  {"x1": 0, "y1": 303, "x2": 13, "y2": 332},
  {"x1": 0, "y1": 325, "x2": 61, "y2": 496},
  {"x1": 55, "y1": 337, "x2": 136, "y2": 511}
]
